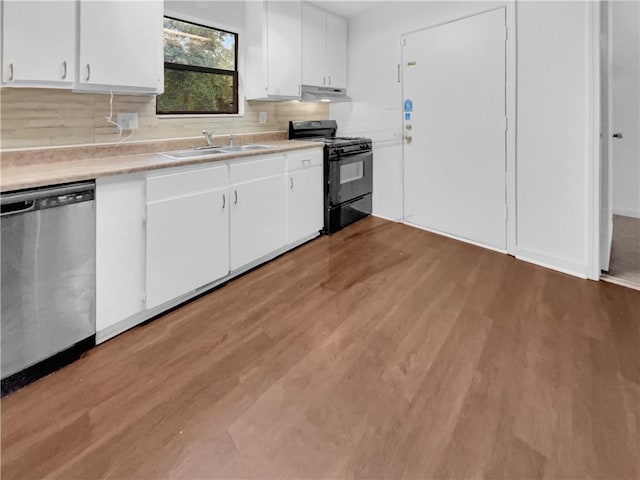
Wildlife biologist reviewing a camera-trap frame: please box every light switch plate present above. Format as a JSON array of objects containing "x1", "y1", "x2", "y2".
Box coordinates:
[
  {"x1": 117, "y1": 112, "x2": 138, "y2": 130},
  {"x1": 258, "y1": 111, "x2": 268, "y2": 124}
]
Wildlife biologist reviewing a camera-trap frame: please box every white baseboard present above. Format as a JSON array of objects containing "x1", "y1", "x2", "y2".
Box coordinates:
[
  {"x1": 372, "y1": 213, "x2": 401, "y2": 223},
  {"x1": 613, "y1": 208, "x2": 640, "y2": 219},
  {"x1": 403, "y1": 220, "x2": 508, "y2": 255},
  {"x1": 514, "y1": 246, "x2": 589, "y2": 279}
]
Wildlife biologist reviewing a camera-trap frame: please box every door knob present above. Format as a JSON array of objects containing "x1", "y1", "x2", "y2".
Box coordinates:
[
  {"x1": 613, "y1": 132, "x2": 623, "y2": 139},
  {"x1": 404, "y1": 135, "x2": 412, "y2": 143}
]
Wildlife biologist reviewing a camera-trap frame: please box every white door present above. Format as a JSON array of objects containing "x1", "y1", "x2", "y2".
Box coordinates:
[
  {"x1": 402, "y1": 8, "x2": 507, "y2": 250},
  {"x1": 79, "y1": 0, "x2": 162, "y2": 90},
  {"x1": 325, "y1": 13, "x2": 348, "y2": 89},
  {"x1": 600, "y1": 1, "x2": 614, "y2": 271},
  {"x1": 611, "y1": 0, "x2": 640, "y2": 219},
  {"x1": 287, "y1": 166, "x2": 323, "y2": 244},
  {"x1": 230, "y1": 175, "x2": 287, "y2": 270},
  {"x1": 146, "y1": 186, "x2": 229, "y2": 309},
  {"x1": 2, "y1": 0, "x2": 75, "y2": 85}
]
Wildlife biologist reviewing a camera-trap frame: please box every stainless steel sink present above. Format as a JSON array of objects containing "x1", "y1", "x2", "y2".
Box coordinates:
[
  {"x1": 159, "y1": 144, "x2": 275, "y2": 159},
  {"x1": 219, "y1": 144, "x2": 275, "y2": 152},
  {"x1": 159, "y1": 148, "x2": 226, "y2": 159}
]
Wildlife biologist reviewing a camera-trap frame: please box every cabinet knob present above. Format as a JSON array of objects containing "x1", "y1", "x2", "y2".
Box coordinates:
[
  {"x1": 62, "y1": 61, "x2": 67, "y2": 80},
  {"x1": 612, "y1": 132, "x2": 623, "y2": 139},
  {"x1": 8, "y1": 63, "x2": 14, "y2": 81}
]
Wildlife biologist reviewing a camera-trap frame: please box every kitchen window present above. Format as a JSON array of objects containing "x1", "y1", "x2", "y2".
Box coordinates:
[{"x1": 157, "y1": 17, "x2": 238, "y2": 115}]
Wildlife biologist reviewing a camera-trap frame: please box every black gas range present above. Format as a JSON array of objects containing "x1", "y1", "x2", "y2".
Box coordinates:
[{"x1": 289, "y1": 120, "x2": 373, "y2": 234}]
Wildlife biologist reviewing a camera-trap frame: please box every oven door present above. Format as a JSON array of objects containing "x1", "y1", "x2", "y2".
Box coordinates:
[{"x1": 328, "y1": 150, "x2": 373, "y2": 206}]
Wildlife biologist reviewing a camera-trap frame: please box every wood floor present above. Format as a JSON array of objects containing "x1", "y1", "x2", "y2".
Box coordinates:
[{"x1": 2, "y1": 217, "x2": 639, "y2": 479}]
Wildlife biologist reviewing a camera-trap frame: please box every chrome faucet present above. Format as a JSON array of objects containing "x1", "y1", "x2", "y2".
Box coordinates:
[
  {"x1": 202, "y1": 130, "x2": 215, "y2": 147},
  {"x1": 229, "y1": 134, "x2": 235, "y2": 147}
]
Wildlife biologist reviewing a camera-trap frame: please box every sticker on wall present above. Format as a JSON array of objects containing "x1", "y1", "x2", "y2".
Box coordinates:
[
  {"x1": 405, "y1": 112, "x2": 411, "y2": 121},
  {"x1": 403, "y1": 99, "x2": 413, "y2": 112}
]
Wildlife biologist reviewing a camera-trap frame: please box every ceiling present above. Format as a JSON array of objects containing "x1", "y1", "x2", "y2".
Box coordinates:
[{"x1": 309, "y1": 1, "x2": 387, "y2": 18}]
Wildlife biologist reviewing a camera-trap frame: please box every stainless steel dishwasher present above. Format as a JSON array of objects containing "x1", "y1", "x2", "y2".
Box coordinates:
[{"x1": 1, "y1": 182, "x2": 96, "y2": 395}]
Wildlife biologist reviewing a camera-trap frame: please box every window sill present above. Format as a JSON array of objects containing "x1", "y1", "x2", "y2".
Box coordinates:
[{"x1": 157, "y1": 113, "x2": 245, "y2": 119}]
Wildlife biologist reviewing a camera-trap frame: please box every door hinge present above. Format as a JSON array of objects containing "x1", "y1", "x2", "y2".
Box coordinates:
[
  {"x1": 504, "y1": 26, "x2": 508, "y2": 41},
  {"x1": 505, "y1": 116, "x2": 508, "y2": 132},
  {"x1": 397, "y1": 64, "x2": 401, "y2": 83},
  {"x1": 505, "y1": 205, "x2": 508, "y2": 221},
  {"x1": 142, "y1": 209, "x2": 147, "y2": 224}
]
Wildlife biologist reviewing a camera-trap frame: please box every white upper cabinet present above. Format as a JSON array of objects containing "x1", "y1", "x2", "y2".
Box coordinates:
[
  {"x1": 325, "y1": 13, "x2": 348, "y2": 89},
  {"x1": 302, "y1": 3, "x2": 348, "y2": 89},
  {"x1": 2, "y1": 0, "x2": 76, "y2": 87},
  {"x1": 77, "y1": 0, "x2": 163, "y2": 93},
  {"x1": 245, "y1": 1, "x2": 302, "y2": 100}
]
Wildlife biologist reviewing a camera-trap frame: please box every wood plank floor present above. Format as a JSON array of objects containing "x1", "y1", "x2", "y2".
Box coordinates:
[{"x1": 2, "y1": 217, "x2": 639, "y2": 479}]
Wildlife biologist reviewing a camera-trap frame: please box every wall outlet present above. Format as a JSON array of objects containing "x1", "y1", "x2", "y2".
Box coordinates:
[
  {"x1": 258, "y1": 111, "x2": 268, "y2": 124},
  {"x1": 117, "y1": 112, "x2": 138, "y2": 130}
]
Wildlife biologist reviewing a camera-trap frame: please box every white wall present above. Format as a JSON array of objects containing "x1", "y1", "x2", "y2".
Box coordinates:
[
  {"x1": 611, "y1": 0, "x2": 640, "y2": 219},
  {"x1": 334, "y1": 0, "x2": 595, "y2": 277},
  {"x1": 515, "y1": 1, "x2": 591, "y2": 275}
]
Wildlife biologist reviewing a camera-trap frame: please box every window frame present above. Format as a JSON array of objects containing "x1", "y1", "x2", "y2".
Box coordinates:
[{"x1": 157, "y1": 15, "x2": 240, "y2": 116}]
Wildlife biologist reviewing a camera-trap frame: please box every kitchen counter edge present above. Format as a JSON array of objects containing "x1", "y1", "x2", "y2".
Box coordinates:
[{"x1": 0, "y1": 140, "x2": 322, "y2": 192}]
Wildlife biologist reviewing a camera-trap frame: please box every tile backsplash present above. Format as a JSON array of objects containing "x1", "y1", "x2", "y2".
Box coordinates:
[{"x1": 0, "y1": 88, "x2": 329, "y2": 149}]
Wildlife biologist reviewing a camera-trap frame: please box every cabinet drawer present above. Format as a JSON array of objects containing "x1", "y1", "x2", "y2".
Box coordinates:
[
  {"x1": 147, "y1": 164, "x2": 228, "y2": 203},
  {"x1": 287, "y1": 149, "x2": 323, "y2": 171},
  {"x1": 230, "y1": 155, "x2": 285, "y2": 184}
]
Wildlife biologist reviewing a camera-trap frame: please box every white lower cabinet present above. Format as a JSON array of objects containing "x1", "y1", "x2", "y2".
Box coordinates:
[
  {"x1": 287, "y1": 150, "x2": 324, "y2": 244},
  {"x1": 145, "y1": 165, "x2": 229, "y2": 309},
  {"x1": 230, "y1": 156, "x2": 287, "y2": 270},
  {"x1": 95, "y1": 147, "x2": 323, "y2": 341},
  {"x1": 96, "y1": 174, "x2": 146, "y2": 334}
]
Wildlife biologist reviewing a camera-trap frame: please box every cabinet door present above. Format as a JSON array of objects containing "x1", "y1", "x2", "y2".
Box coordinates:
[
  {"x1": 302, "y1": 3, "x2": 326, "y2": 87},
  {"x1": 288, "y1": 166, "x2": 323, "y2": 244},
  {"x1": 266, "y1": 0, "x2": 302, "y2": 97},
  {"x1": 146, "y1": 187, "x2": 229, "y2": 309},
  {"x1": 2, "y1": 1, "x2": 75, "y2": 86},
  {"x1": 326, "y1": 13, "x2": 348, "y2": 89},
  {"x1": 78, "y1": 0, "x2": 162, "y2": 91},
  {"x1": 96, "y1": 175, "x2": 146, "y2": 333},
  {"x1": 230, "y1": 175, "x2": 287, "y2": 270}
]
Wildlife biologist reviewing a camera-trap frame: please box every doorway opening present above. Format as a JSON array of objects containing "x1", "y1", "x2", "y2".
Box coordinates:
[{"x1": 599, "y1": 0, "x2": 640, "y2": 290}]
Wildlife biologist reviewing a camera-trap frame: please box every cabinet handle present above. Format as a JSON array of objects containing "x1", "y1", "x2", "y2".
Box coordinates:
[
  {"x1": 289, "y1": 177, "x2": 294, "y2": 190},
  {"x1": 234, "y1": 190, "x2": 238, "y2": 205},
  {"x1": 323, "y1": 76, "x2": 326, "y2": 86},
  {"x1": 328, "y1": 76, "x2": 331, "y2": 86},
  {"x1": 8, "y1": 63, "x2": 14, "y2": 81},
  {"x1": 62, "y1": 61, "x2": 67, "y2": 80},
  {"x1": 222, "y1": 193, "x2": 226, "y2": 209},
  {"x1": 298, "y1": 84, "x2": 301, "y2": 96},
  {"x1": 86, "y1": 64, "x2": 91, "y2": 81}
]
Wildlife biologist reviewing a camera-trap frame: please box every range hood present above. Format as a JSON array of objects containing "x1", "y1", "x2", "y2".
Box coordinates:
[{"x1": 301, "y1": 85, "x2": 351, "y2": 103}]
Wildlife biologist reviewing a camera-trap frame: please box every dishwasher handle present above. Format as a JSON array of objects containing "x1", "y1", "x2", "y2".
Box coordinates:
[{"x1": 0, "y1": 200, "x2": 36, "y2": 217}]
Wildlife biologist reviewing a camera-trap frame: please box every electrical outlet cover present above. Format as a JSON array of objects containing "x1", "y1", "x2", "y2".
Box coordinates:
[{"x1": 117, "y1": 112, "x2": 138, "y2": 130}]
